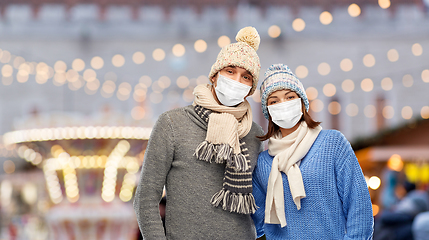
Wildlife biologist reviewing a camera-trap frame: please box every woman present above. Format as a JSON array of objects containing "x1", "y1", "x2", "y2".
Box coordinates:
[{"x1": 252, "y1": 63, "x2": 374, "y2": 239}]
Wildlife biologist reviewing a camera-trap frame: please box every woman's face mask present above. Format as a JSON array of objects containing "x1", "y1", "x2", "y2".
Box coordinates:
[
  {"x1": 214, "y1": 74, "x2": 252, "y2": 107},
  {"x1": 268, "y1": 98, "x2": 303, "y2": 129}
]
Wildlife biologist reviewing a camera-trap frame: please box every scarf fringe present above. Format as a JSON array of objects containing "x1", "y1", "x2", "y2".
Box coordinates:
[
  {"x1": 210, "y1": 189, "x2": 258, "y2": 214},
  {"x1": 195, "y1": 141, "x2": 248, "y2": 171}
]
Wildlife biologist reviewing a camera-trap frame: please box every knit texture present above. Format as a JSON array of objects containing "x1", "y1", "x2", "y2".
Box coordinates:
[
  {"x1": 260, "y1": 64, "x2": 309, "y2": 119},
  {"x1": 133, "y1": 105, "x2": 264, "y2": 239},
  {"x1": 194, "y1": 105, "x2": 257, "y2": 214},
  {"x1": 252, "y1": 130, "x2": 374, "y2": 240},
  {"x1": 209, "y1": 26, "x2": 261, "y2": 95}
]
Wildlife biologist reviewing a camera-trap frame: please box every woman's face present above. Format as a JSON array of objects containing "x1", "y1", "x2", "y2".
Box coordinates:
[{"x1": 267, "y1": 89, "x2": 299, "y2": 106}]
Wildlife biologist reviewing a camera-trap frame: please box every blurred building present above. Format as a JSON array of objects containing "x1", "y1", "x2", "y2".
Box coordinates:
[{"x1": 0, "y1": 0, "x2": 428, "y2": 239}]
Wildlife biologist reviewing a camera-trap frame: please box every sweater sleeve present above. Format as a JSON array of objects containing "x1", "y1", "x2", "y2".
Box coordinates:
[
  {"x1": 133, "y1": 112, "x2": 175, "y2": 240},
  {"x1": 252, "y1": 153, "x2": 268, "y2": 238},
  {"x1": 334, "y1": 132, "x2": 374, "y2": 240}
]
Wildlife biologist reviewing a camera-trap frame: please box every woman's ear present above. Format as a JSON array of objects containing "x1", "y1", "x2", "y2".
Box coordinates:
[{"x1": 211, "y1": 73, "x2": 218, "y2": 87}]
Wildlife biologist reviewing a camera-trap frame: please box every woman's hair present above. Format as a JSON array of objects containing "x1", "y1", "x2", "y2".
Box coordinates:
[{"x1": 257, "y1": 100, "x2": 321, "y2": 141}]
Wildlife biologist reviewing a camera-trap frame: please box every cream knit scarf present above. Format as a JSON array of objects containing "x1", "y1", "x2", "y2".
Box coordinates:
[
  {"x1": 193, "y1": 84, "x2": 257, "y2": 214},
  {"x1": 265, "y1": 122, "x2": 322, "y2": 227}
]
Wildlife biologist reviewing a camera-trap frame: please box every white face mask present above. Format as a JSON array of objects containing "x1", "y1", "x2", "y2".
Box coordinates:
[
  {"x1": 267, "y1": 98, "x2": 303, "y2": 129},
  {"x1": 214, "y1": 74, "x2": 252, "y2": 107}
]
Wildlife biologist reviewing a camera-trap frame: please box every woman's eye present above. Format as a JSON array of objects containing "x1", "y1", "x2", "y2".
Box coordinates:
[{"x1": 227, "y1": 70, "x2": 233, "y2": 74}]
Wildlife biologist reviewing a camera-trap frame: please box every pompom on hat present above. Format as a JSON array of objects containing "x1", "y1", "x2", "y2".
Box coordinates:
[
  {"x1": 208, "y1": 26, "x2": 261, "y2": 95},
  {"x1": 260, "y1": 63, "x2": 309, "y2": 119}
]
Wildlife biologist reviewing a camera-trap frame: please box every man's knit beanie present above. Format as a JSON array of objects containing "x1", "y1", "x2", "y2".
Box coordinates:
[
  {"x1": 260, "y1": 63, "x2": 309, "y2": 119},
  {"x1": 208, "y1": 26, "x2": 261, "y2": 95}
]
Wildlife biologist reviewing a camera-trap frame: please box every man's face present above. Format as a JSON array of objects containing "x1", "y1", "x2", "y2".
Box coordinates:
[{"x1": 212, "y1": 66, "x2": 253, "y2": 88}]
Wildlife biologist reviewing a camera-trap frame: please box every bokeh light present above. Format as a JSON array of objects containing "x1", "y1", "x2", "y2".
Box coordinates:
[
  {"x1": 381, "y1": 77, "x2": 393, "y2": 91},
  {"x1": 412, "y1": 43, "x2": 423, "y2": 56},
  {"x1": 91, "y1": 56, "x2": 104, "y2": 69},
  {"x1": 342, "y1": 79, "x2": 355, "y2": 93},
  {"x1": 112, "y1": 54, "x2": 125, "y2": 67},
  {"x1": 340, "y1": 58, "x2": 353, "y2": 72},
  {"x1": 363, "y1": 54, "x2": 376, "y2": 67},
  {"x1": 318, "y1": 62, "x2": 331, "y2": 76},
  {"x1": 194, "y1": 40, "x2": 207, "y2": 53},
  {"x1": 292, "y1": 18, "x2": 306, "y2": 32},
  {"x1": 401, "y1": 106, "x2": 413, "y2": 120},
  {"x1": 268, "y1": 25, "x2": 281, "y2": 38},
  {"x1": 361, "y1": 78, "x2": 374, "y2": 92},
  {"x1": 402, "y1": 74, "x2": 413, "y2": 87},
  {"x1": 346, "y1": 103, "x2": 359, "y2": 117},
  {"x1": 328, "y1": 101, "x2": 341, "y2": 115},
  {"x1": 387, "y1": 49, "x2": 399, "y2": 62},
  {"x1": 319, "y1": 11, "x2": 333, "y2": 25},
  {"x1": 364, "y1": 105, "x2": 376, "y2": 118},
  {"x1": 310, "y1": 99, "x2": 324, "y2": 112},
  {"x1": 323, "y1": 83, "x2": 336, "y2": 97},
  {"x1": 218, "y1": 35, "x2": 231, "y2": 47},
  {"x1": 382, "y1": 106, "x2": 395, "y2": 119},
  {"x1": 132, "y1": 51, "x2": 146, "y2": 64},
  {"x1": 152, "y1": 49, "x2": 166, "y2": 61},
  {"x1": 348, "y1": 4, "x2": 361, "y2": 17},
  {"x1": 306, "y1": 87, "x2": 318, "y2": 100},
  {"x1": 295, "y1": 65, "x2": 308, "y2": 79},
  {"x1": 172, "y1": 44, "x2": 185, "y2": 57}
]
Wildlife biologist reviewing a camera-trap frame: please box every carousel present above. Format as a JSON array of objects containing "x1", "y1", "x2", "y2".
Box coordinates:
[{"x1": 2, "y1": 111, "x2": 152, "y2": 240}]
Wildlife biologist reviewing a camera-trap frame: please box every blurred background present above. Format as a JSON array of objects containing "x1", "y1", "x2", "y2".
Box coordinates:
[{"x1": 0, "y1": 0, "x2": 428, "y2": 239}]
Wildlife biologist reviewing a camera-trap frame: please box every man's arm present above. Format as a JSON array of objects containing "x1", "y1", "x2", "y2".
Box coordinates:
[{"x1": 134, "y1": 113, "x2": 175, "y2": 240}]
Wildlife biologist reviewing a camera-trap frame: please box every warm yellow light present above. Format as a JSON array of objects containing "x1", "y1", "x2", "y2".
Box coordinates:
[
  {"x1": 112, "y1": 54, "x2": 125, "y2": 67},
  {"x1": 194, "y1": 40, "x2": 207, "y2": 53},
  {"x1": 132, "y1": 51, "x2": 145, "y2": 64},
  {"x1": 373, "y1": 204, "x2": 380, "y2": 216},
  {"x1": 422, "y1": 69, "x2": 429, "y2": 83},
  {"x1": 342, "y1": 79, "x2": 355, "y2": 93},
  {"x1": 139, "y1": 75, "x2": 152, "y2": 87},
  {"x1": 268, "y1": 25, "x2": 281, "y2": 38},
  {"x1": 306, "y1": 87, "x2": 318, "y2": 100},
  {"x1": 182, "y1": 89, "x2": 194, "y2": 102},
  {"x1": 364, "y1": 105, "x2": 376, "y2": 118},
  {"x1": 72, "y1": 58, "x2": 85, "y2": 72},
  {"x1": 54, "y1": 61, "x2": 67, "y2": 73},
  {"x1": 401, "y1": 106, "x2": 413, "y2": 120},
  {"x1": 328, "y1": 101, "x2": 341, "y2": 115},
  {"x1": 319, "y1": 11, "x2": 333, "y2": 25},
  {"x1": 421, "y1": 106, "x2": 429, "y2": 119},
  {"x1": 382, "y1": 106, "x2": 395, "y2": 119},
  {"x1": 177, "y1": 76, "x2": 190, "y2": 89},
  {"x1": 131, "y1": 106, "x2": 146, "y2": 120},
  {"x1": 217, "y1": 35, "x2": 231, "y2": 47},
  {"x1": 159, "y1": 76, "x2": 171, "y2": 88},
  {"x1": 346, "y1": 103, "x2": 359, "y2": 117},
  {"x1": 388, "y1": 154, "x2": 403, "y2": 171},
  {"x1": 91, "y1": 56, "x2": 104, "y2": 70},
  {"x1": 387, "y1": 49, "x2": 399, "y2": 62},
  {"x1": 402, "y1": 74, "x2": 413, "y2": 87},
  {"x1": 340, "y1": 58, "x2": 353, "y2": 72},
  {"x1": 348, "y1": 3, "x2": 361, "y2": 17},
  {"x1": 172, "y1": 44, "x2": 185, "y2": 57},
  {"x1": 310, "y1": 99, "x2": 324, "y2": 113},
  {"x1": 368, "y1": 176, "x2": 381, "y2": 190},
  {"x1": 318, "y1": 62, "x2": 331, "y2": 76},
  {"x1": 361, "y1": 78, "x2": 374, "y2": 92},
  {"x1": 363, "y1": 54, "x2": 376, "y2": 67},
  {"x1": 323, "y1": 83, "x2": 336, "y2": 97},
  {"x1": 292, "y1": 18, "x2": 306, "y2": 32},
  {"x1": 83, "y1": 69, "x2": 97, "y2": 82},
  {"x1": 1, "y1": 64, "x2": 13, "y2": 77},
  {"x1": 379, "y1": 0, "x2": 391, "y2": 9},
  {"x1": 412, "y1": 43, "x2": 423, "y2": 56},
  {"x1": 381, "y1": 77, "x2": 393, "y2": 91},
  {"x1": 295, "y1": 65, "x2": 308, "y2": 79},
  {"x1": 0, "y1": 50, "x2": 11, "y2": 63},
  {"x1": 3, "y1": 160, "x2": 15, "y2": 174},
  {"x1": 152, "y1": 48, "x2": 166, "y2": 61}
]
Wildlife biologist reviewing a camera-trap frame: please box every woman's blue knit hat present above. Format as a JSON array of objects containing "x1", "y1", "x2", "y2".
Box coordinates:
[{"x1": 260, "y1": 63, "x2": 309, "y2": 119}]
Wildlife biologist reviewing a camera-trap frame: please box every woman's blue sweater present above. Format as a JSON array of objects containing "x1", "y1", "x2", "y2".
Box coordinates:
[{"x1": 252, "y1": 129, "x2": 374, "y2": 240}]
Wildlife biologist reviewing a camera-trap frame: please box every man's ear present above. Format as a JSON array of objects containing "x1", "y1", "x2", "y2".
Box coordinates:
[{"x1": 211, "y1": 73, "x2": 218, "y2": 87}]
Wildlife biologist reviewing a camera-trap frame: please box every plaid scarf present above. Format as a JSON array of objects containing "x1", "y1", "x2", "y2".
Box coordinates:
[{"x1": 194, "y1": 105, "x2": 257, "y2": 214}]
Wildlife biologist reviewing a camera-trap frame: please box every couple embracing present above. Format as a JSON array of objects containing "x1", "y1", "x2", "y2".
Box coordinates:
[{"x1": 134, "y1": 26, "x2": 374, "y2": 240}]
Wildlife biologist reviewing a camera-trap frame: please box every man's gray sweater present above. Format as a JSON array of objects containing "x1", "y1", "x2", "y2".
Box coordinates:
[{"x1": 134, "y1": 105, "x2": 264, "y2": 239}]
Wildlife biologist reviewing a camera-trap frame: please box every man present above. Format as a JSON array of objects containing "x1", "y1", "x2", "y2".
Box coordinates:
[{"x1": 133, "y1": 26, "x2": 264, "y2": 239}]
